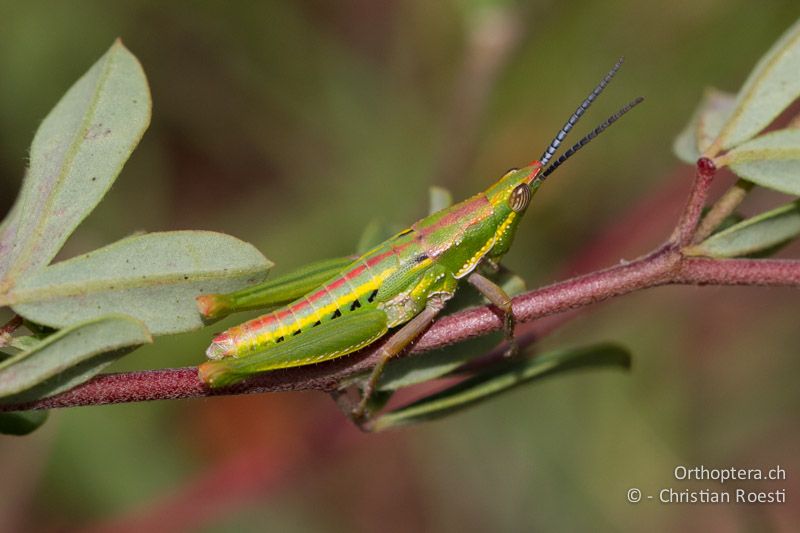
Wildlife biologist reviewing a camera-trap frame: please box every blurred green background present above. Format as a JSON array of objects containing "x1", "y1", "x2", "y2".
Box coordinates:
[{"x1": 1, "y1": 1, "x2": 799, "y2": 531}]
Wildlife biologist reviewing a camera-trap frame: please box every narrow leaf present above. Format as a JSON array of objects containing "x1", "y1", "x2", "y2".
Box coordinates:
[
  {"x1": 715, "y1": 19, "x2": 800, "y2": 150},
  {"x1": 9, "y1": 336, "x2": 41, "y2": 352},
  {"x1": 0, "y1": 411, "x2": 49, "y2": 436},
  {"x1": 371, "y1": 343, "x2": 631, "y2": 431},
  {"x1": 673, "y1": 88, "x2": 736, "y2": 163},
  {"x1": 726, "y1": 128, "x2": 800, "y2": 195},
  {"x1": 0, "y1": 314, "x2": 151, "y2": 401},
  {"x1": 0, "y1": 40, "x2": 151, "y2": 286},
  {"x1": 688, "y1": 200, "x2": 800, "y2": 258},
  {"x1": 6, "y1": 231, "x2": 272, "y2": 335},
  {"x1": 356, "y1": 219, "x2": 395, "y2": 255}
]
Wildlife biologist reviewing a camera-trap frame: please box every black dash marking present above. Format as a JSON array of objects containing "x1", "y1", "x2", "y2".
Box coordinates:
[
  {"x1": 292, "y1": 330, "x2": 301, "y2": 336},
  {"x1": 367, "y1": 289, "x2": 378, "y2": 303},
  {"x1": 313, "y1": 320, "x2": 321, "y2": 327},
  {"x1": 276, "y1": 336, "x2": 285, "y2": 343},
  {"x1": 414, "y1": 253, "x2": 429, "y2": 264},
  {"x1": 332, "y1": 309, "x2": 342, "y2": 319},
  {"x1": 350, "y1": 299, "x2": 361, "y2": 311},
  {"x1": 398, "y1": 228, "x2": 413, "y2": 237}
]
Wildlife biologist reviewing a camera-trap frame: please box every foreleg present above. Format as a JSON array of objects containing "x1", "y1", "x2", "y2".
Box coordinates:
[{"x1": 467, "y1": 271, "x2": 517, "y2": 357}]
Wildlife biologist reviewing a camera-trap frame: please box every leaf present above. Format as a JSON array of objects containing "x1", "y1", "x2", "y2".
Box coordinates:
[
  {"x1": 673, "y1": 88, "x2": 736, "y2": 163},
  {"x1": 0, "y1": 411, "x2": 49, "y2": 436},
  {"x1": 6, "y1": 231, "x2": 272, "y2": 335},
  {"x1": 371, "y1": 343, "x2": 631, "y2": 431},
  {"x1": 428, "y1": 186, "x2": 453, "y2": 214},
  {"x1": 373, "y1": 268, "x2": 528, "y2": 391},
  {"x1": 0, "y1": 40, "x2": 151, "y2": 287},
  {"x1": 688, "y1": 200, "x2": 800, "y2": 258},
  {"x1": 9, "y1": 336, "x2": 41, "y2": 352},
  {"x1": 356, "y1": 219, "x2": 395, "y2": 255},
  {"x1": 725, "y1": 129, "x2": 800, "y2": 195},
  {"x1": 715, "y1": 19, "x2": 800, "y2": 150},
  {"x1": 0, "y1": 314, "x2": 151, "y2": 402}
]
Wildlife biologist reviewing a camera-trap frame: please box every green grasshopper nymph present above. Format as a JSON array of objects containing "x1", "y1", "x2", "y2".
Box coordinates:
[{"x1": 196, "y1": 58, "x2": 643, "y2": 421}]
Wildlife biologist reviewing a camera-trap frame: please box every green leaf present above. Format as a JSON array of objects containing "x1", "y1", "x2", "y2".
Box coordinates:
[
  {"x1": 0, "y1": 40, "x2": 151, "y2": 287},
  {"x1": 371, "y1": 343, "x2": 632, "y2": 431},
  {"x1": 0, "y1": 314, "x2": 151, "y2": 402},
  {"x1": 726, "y1": 129, "x2": 800, "y2": 195},
  {"x1": 673, "y1": 88, "x2": 736, "y2": 163},
  {"x1": 715, "y1": 19, "x2": 800, "y2": 150},
  {"x1": 0, "y1": 411, "x2": 49, "y2": 436},
  {"x1": 428, "y1": 186, "x2": 453, "y2": 215},
  {"x1": 688, "y1": 200, "x2": 800, "y2": 258},
  {"x1": 373, "y1": 268, "x2": 527, "y2": 391},
  {"x1": 9, "y1": 336, "x2": 40, "y2": 352},
  {"x1": 6, "y1": 231, "x2": 272, "y2": 335},
  {"x1": 356, "y1": 219, "x2": 395, "y2": 255}
]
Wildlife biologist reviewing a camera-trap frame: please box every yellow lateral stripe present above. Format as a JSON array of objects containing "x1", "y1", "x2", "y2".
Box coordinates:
[{"x1": 251, "y1": 277, "x2": 386, "y2": 345}]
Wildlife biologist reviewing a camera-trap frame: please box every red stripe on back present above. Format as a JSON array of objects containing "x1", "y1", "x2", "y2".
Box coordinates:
[
  {"x1": 365, "y1": 249, "x2": 395, "y2": 268},
  {"x1": 307, "y1": 288, "x2": 329, "y2": 303},
  {"x1": 253, "y1": 314, "x2": 277, "y2": 328},
  {"x1": 327, "y1": 278, "x2": 347, "y2": 290},
  {"x1": 344, "y1": 264, "x2": 367, "y2": 280}
]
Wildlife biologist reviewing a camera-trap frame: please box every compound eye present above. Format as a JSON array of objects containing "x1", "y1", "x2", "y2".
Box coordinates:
[{"x1": 509, "y1": 184, "x2": 531, "y2": 212}]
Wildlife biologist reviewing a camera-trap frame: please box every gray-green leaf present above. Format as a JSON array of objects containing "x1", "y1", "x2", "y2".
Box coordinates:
[
  {"x1": 0, "y1": 314, "x2": 151, "y2": 402},
  {"x1": 688, "y1": 200, "x2": 800, "y2": 258},
  {"x1": 371, "y1": 343, "x2": 631, "y2": 431},
  {"x1": 715, "y1": 19, "x2": 800, "y2": 150},
  {"x1": 0, "y1": 40, "x2": 150, "y2": 287},
  {"x1": 6, "y1": 231, "x2": 272, "y2": 335},
  {"x1": 0, "y1": 411, "x2": 49, "y2": 436},
  {"x1": 726, "y1": 129, "x2": 800, "y2": 195},
  {"x1": 673, "y1": 88, "x2": 736, "y2": 163}
]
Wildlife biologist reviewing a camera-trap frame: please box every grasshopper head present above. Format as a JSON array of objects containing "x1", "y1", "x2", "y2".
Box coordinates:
[{"x1": 484, "y1": 163, "x2": 543, "y2": 216}]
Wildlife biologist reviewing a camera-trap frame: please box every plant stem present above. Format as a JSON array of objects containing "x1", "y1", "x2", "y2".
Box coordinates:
[
  {"x1": 3, "y1": 245, "x2": 799, "y2": 412},
  {"x1": 670, "y1": 159, "x2": 716, "y2": 246},
  {"x1": 0, "y1": 315, "x2": 22, "y2": 336},
  {"x1": 0, "y1": 315, "x2": 22, "y2": 348},
  {"x1": 693, "y1": 179, "x2": 753, "y2": 244}
]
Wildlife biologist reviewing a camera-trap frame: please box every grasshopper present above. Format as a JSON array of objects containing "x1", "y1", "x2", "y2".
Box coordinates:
[{"x1": 196, "y1": 59, "x2": 642, "y2": 421}]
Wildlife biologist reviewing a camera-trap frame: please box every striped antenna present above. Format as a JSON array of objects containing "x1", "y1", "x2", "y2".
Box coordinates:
[
  {"x1": 539, "y1": 57, "x2": 625, "y2": 167},
  {"x1": 540, "y1": 96, "x2": 644, "y2": 179}
]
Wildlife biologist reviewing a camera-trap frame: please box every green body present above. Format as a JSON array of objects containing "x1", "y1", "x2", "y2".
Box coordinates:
[{"x1": 198, "y1": 163, "x2": 544, "y2": 387}]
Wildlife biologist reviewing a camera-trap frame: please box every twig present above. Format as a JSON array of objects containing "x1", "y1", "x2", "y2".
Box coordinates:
[
  {"x1": 3, "y1": 243, "x2": 799, "y2": 412},
  {"x1": 670, "y1": 157, "x2": 717, "y2": 246},
  {"x1": 0, "y1": 315, "x2": 22, "y2": 348},
  {"x1": 0, "y1": 315, "x2": 22, "y2": 336},
  {"x1": 692, "y1": 178, "x2": 753, "y2": 244}
]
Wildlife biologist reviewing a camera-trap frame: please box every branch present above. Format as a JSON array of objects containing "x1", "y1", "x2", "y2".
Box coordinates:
[
  {"x1": 3, "y1": 243, "x2": 799, "y2": 412},
  {"x1": 2, "y1": 155, "x2": 800, "y2": 412}
]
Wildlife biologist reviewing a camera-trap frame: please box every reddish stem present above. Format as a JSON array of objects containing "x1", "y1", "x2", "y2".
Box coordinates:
[
  {"x1": 670, "y1": 159, "x2": 716, "y2": 246},
  {"x1": 3, "y1": 246, "x2": 799, "y2": 412},
  {"x1": 0, "y1": 315, "x2": 22, "y2": 336}
]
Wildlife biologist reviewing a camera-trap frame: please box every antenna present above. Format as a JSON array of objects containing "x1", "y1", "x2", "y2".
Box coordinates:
[
  {"x1": 539, "y1": 58, "x2": 624, "y2": 167},
  {"x1": 539, "y1": 96, "x2": 643, "y2": 179}
]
